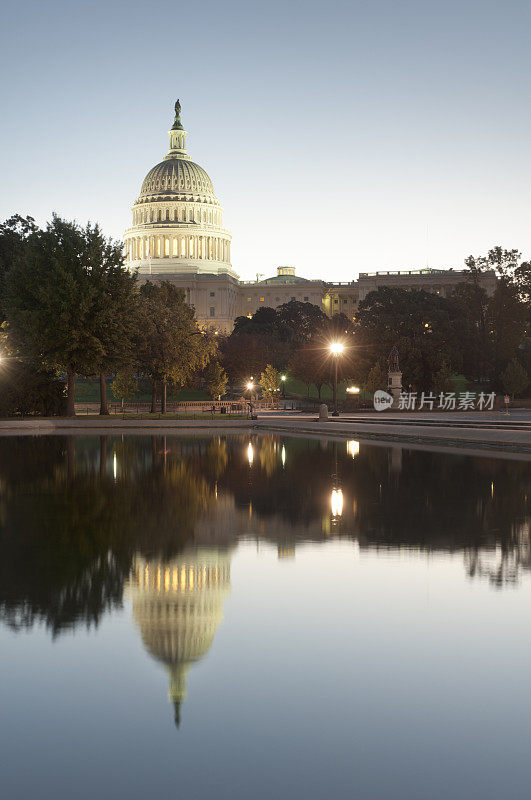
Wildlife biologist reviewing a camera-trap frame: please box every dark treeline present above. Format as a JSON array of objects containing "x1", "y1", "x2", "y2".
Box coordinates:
[{"x1": 1, "y1": 214, "x2": 530, "y2": 414}]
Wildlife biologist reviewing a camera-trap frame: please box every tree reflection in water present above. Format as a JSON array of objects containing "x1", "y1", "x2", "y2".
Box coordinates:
[{"x1": 1, "y1": 434, "x2": 531, "y2": 642}]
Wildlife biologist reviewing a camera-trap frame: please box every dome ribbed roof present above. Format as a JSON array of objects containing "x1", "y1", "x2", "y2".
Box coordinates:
[{"x1": 139, "y1": 158, "x2": 216, "y2": 202}]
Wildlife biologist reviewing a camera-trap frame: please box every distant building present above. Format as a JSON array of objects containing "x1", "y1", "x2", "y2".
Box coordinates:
[{"x1": 125, "y1": 102, "x2": 497, "y2": 333}]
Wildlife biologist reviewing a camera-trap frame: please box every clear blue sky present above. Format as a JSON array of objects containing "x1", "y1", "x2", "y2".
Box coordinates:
[{"x1": 2, "y1": 0, "x2": 530, "y2": 281}]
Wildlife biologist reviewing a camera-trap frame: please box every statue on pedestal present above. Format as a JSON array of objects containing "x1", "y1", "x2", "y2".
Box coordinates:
[{"x1": 387, "y1": 346, "x2": 403, "y2": 409}]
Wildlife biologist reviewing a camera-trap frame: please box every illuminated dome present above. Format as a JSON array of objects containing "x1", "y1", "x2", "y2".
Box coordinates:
[{"x1": 124, "y1": 99, "x2": 235, "y2": 279}]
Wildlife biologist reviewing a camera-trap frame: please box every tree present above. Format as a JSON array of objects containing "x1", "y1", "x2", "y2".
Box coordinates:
[
  {"x1": 452, "y1": 282, "x2": 490, "y2": 382},
  {"x1": 364, "y1": 361, "x2": 387, "y2": 395},
  {"x1": 465, "y1": 246, "x2": 521, "y2": 281},
  {"x1": 275, "y1": 300, "x2": 328, "y2": 344},
  {"x1": 0, "y1": 358, "x2": 65, "y2": 417},
  {"x1": 112, "y1": 370, "x2": 139, "y2": 410},
  {"x1": 137, "y1": 281, "x2": 216, "y2": 412},
  {"x1": 220, "y1": 333, "x2": 276, "y2": 386},
  {"x1": 4, "y1": 216, "x2": 111, "y2": 416},
  {"x1": 226, "y1": 301, "x2": 327, "y2": 382},
  {"x1": 288, "y1": 347, "x2": 318, "y2": 397},
  {"x1": 355, "y1": 287, "x2": 465, "y2": 391},
  {"x1": 232, "y1": 301, "x2": 327, "y2": 346},
  {"x1": 0, "y1": 215, "x2": 39, "y2": 321},
  {"x1": 204, "y1": 361, "x2": 228, "y2": 399},
  {"x1": 513, "y1": 260, "x2": 531, "y2": 304},
  {"x1": 488, "y1": 280, "x2": 527, "y2": 383},
  {"x1": 432, "y1": 361, "x2": 454, "y2": 394},
  {"x1": 501, "y1": 359, "x2": 528, "y2": 398},
  {"x1": 84, "y1": 226, "x2": 138, "y2": 415},
  {"x1": 259, "y1": 364, "x2": 281, "y2": 400}
]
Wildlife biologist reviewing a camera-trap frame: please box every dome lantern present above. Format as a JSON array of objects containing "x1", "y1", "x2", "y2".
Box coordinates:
[{"x1": 167, "y1": 99, "x2": 187, "y2": 156}]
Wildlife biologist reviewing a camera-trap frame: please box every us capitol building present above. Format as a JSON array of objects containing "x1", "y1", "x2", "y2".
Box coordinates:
[{"x1": 124, "y1": 100, "x2": 496, "y2": 333}]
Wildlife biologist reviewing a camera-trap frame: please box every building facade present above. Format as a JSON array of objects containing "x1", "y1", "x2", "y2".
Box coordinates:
[{"x1": 125, "y1": 102, "x2": 497, "y2": 333}]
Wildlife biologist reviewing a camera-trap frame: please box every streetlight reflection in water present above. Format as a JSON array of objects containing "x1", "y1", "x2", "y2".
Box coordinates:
[
  {"x1": 346, "y1": 440, "x2": 360, "y2": 458},
  {"x1": 330, "y1": 488, "x2": 343, "y2": 517}
]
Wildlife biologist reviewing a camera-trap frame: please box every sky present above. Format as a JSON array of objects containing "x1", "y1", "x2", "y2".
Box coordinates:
[{"x1": 1, "y1": 0, "x2": 531, "y2": 282}]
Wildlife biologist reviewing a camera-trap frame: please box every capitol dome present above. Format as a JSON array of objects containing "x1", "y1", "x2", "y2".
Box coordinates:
[
  {"x1": 124, "y1": 99, "x2": 235, "y2": 282},
  {"x1": 138, "y1": 159, "x2": 217, "y2": 204}
]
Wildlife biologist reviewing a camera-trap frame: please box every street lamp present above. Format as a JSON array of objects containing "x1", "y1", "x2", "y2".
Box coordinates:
[
  {"x1": 246, "y1": 380, "x2": 255, "y2": 418},
  {"x1": 329, "y1": 341, "x2": 345, "y2": 416},
  {"x1": 281, "y1": 374, "x2": 286, "y2": 398}
]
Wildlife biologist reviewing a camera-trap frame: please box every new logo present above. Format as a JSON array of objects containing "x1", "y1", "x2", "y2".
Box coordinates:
[{"x1": 373, "y1": 390, "x2": 393, "y2": 411}]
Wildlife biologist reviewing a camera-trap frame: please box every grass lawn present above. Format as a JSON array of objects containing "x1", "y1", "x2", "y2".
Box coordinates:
[
  {"x1": 75, "y1": 377, "x2": 209, "y2": 403},
  {"x1": 284, "y1": 377, "x2": 355, "y2": 400}
]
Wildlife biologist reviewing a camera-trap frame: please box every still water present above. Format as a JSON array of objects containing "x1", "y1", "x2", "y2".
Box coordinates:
[{"x1": 1, "y1": 433, "x2": 531, "y2": 799}]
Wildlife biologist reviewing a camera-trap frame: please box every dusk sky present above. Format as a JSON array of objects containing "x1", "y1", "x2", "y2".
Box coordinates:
[{"x1": 2, "y1": 0, "x2": 530, "y2": 281}]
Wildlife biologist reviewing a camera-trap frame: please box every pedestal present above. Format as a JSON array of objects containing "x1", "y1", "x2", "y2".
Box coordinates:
[{"x1": 388, "y1": 370, "x2": 402, "y2": 409}]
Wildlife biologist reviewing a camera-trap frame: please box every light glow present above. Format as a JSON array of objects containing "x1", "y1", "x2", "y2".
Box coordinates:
[
  {"x1": 247, "y1": 442, "x2": 254, "y2": 466},
  {"x1": 346, "y1": 386, "x2": 360, "y2": 394},
  {"x1": 347, "y1": 440, "x2": 360, "y2": 458},
  {"x1": 330, "y1": 488, "x2": 343, "y2": 517},
  {"x1": 329, "y1": 342, "x2": 345, "y2": 355}
]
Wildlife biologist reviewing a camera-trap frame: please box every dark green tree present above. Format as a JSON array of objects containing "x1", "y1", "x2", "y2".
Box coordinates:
[
  {"x1": 84, "y1": 226, "x2": 138, "y2": 414},
  {"x1": 364, "y1": 361, "x2": 387, "y2": 395},
  {"x1": 112, "y1": 369, "x2": 139, "y2": 410},
  {"x1": 0, "y1": 358, "x2": 65, "y2": 416},
  {"x1": 4, "y1": 216, "x2": 110, "y2": 416},
  {"x1": 204, "y1": 360, "x2": 228, "y2": 399},
  {"x1": 0, "y1": 215, "x2": 39, "y2": 321},
  {"x1": 432, "y1": 360, "x2": 454, "y2": 394},
  {"x1": 488, "y1": 279, "x2": 527, "y2": 383},
  {"x1": 501, "y1": 358, "x2": 529, "y2": 398},
  {"x1": 355, "y1": 287, "x2": 465, "y2": 390},
  {"x1": 137, "y1": 281, "x2": 216, "y2": 412}
]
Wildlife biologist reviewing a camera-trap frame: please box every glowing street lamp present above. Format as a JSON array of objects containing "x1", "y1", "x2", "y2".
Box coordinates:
[
  {"x1": 246, "y1": 380, "x2": 255, "y2": 418},
  {"x1": 281, "y1": 374, "x2": 286, "y2": 398},
  {"x1": 329, "y1": 341, "x2": 345, "y2": 416}
]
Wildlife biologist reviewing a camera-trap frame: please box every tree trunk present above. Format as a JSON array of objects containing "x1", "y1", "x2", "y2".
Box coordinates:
[
  {"x1": 66, "y1": 370, "x2": 76, "y2": 417},
  {"x1": 150, "y1": 379, "x2": 157, "y2": 414},
  {"x1": 99, "y1": 372, "x2": 109, "y2": 415},
  {"x1": 161, "y1": 376, "x2": 167, "y2": 414}
]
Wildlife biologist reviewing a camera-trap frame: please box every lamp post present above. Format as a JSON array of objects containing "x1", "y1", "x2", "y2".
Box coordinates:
[
  {"x1": 329, "y1": 342, "x2": 345, "y2": 416},
  {"x1": 281, "y1": 374, "x2": 286, "y2": 398},
  {"x1": 246, "y1": 380, "x2": 255, "y2": 419}
]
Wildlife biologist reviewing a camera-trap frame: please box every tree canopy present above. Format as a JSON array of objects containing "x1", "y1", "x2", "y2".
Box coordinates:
[
  {"x1": 136, "y1": 281, "x2": 216, "y2": 412},
  {"x1": 4, "y1": 216, "x2": 125, "y2": 415}
]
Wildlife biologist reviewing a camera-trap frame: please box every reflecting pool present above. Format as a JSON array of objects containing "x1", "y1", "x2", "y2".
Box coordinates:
[{"x1": 2, "y1": 434, "x2": 531, "y2": 799}]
